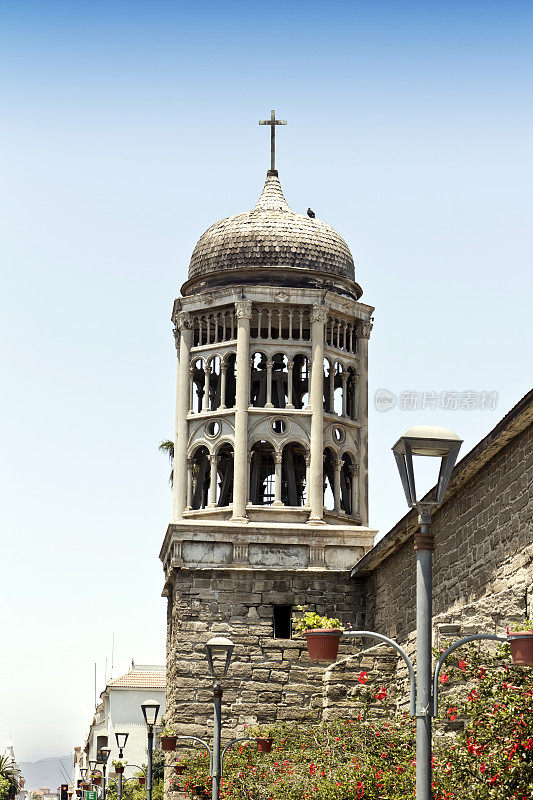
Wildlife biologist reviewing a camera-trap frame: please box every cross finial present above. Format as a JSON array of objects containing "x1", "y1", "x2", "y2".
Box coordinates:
[{"x1": 259, "y1": 110, "x2": 287, "y2": 172}]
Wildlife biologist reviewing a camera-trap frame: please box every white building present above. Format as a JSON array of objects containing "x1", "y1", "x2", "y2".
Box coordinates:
[{"x1": 82, "y1": 663, "x2": 166, "y2": 781}]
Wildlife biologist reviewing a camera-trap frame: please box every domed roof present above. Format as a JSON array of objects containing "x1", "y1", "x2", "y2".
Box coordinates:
[{"x1": 184, "y1": 171, "x2": 358, "y2": 296}]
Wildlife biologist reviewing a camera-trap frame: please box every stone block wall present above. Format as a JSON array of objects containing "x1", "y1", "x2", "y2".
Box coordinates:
[
  {"x1": 364, "y1": 422, "x2": 533, "y2": 644},
  {"x1": 164, "y1": 568, "x2": 399, "y2": 740}
]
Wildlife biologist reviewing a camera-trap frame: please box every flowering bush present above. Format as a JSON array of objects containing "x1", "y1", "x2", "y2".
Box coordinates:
[
  {"x1": 294, "y1": 606, "x2": 343, "y2": 633},
  {"x1": 175, "y1": 643, "x2": 532, "y2": 799}
]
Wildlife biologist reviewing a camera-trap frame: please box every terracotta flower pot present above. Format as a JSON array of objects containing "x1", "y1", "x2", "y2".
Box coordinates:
[
  {"x1": 509, "y1": 631, "x2": 533, "y2": 666},
  {"x1": 161, "y1": 735, "x2": 178, "y2": 751},
  {"x1": 115, "y1": 767, "x2": 124, "y2": 774},
  {"x1": 305, "y1": 629, "x2": 342, "y2": 663},
  {"x1": 92, "y1": 778, "x2": 101, "y2": 786},
  {"x1": 138, "y1": 777, "x2": 146, "y2": 786},
  {"x1": 256, "y1": 737, "x2": 273, "y2": 753},
  {"x1": 174, "y1": 765, "x2": 186, "y2": 775}
]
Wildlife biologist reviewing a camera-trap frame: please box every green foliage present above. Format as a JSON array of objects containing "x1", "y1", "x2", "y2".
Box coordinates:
[
  {"x1": 293, "y1": 606, "x2": 343, "y2": 633},
  {"x1": 159, "y1": 440, "x2": 174, "y2": 487},
  {"x1": 509, "y1": 619, "x2": 533, "y2": 632},
  {"x1": 172, "y1": 644, "x2": 532, "y2": 800},
  {"x1": 0, "y1": 758, "x2": 20, "y2": 800}
]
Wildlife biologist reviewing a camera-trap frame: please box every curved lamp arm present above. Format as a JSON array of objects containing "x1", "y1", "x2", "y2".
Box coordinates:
[
  {"x1": 221, "y1": 737, "x2": 255, "y2": 774},
  {"x1": 343, "y1": 630, "x2": 416, "y2": 716},
  {"x1": 174, "y1": 735, "x2": 213, "y2": 775},
  {"x1": 121, "y1": 765, "x2": 147, "y2": 778},
  {"x1": 433, "y1": 634, "x2": 508, "y2": 716}
]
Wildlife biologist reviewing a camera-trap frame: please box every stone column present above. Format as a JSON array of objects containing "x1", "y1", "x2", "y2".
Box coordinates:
[
  {"x1": 208, "y1": 454, "x2": 218, "y2": 507},
  {"x1": 350, "y1": 464, "x2": 360, "y2": 517},
  {"x1": 232, "y1": 300, "x2": 252, "y2": 521},
  {"x1": 353, "y1": 371, "x2": 360, "y2": 420},
  {"x1": 341, "y1": 373, "x2": 348, "y2": 417},
  {"x1": 357, "y1": 320, "x2": 372, "y2": 525},
  {"x1": 186, "y1": 458, "x2": 193, "y2": 510},
  {"x1": 203, "y1": 365, "x2": 211, "y2": 411},
  {"x1": 333, "y1": 458, "x2": 343, "y2": 513},
  {"x1": 308, "y1": 304, "x2": 328, "y2": 524},
  {"x1": 286, "y1": 360, "x2": 294, "y2": 408},
  {"x1": 305, "y1": 453, "x2": 311, "y2": 506},
  {"x1": 273, "y1": 451, "x2": 283, "y2": 506},
  {"x1": 219, "y1": 363, "x2": 227, "y2": 409},
  {"x1": 329, "y1": 364, "x2": 335, "y2": 414},
  {"x1": 173, "y1": 313, "x2": 194, "y2": 521},
  {"x1": 265, "y1": 358, "x2": 273, "y2": 408},
  {"x1": 189, "y1": 365, "x2": 194, "y2": 412}
]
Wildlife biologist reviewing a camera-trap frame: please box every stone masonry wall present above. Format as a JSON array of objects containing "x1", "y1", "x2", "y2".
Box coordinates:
[
  {"x1": 165, "y1": 568, "x2": 399, "y2": 740},
  {"x1": 365, "y1": 422, "x2": 533, "y2": 644}
]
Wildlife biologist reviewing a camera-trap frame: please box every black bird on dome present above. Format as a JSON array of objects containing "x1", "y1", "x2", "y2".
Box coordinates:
[{"x1": 307, "y1": 208, "x2": 315, "y2": 218}]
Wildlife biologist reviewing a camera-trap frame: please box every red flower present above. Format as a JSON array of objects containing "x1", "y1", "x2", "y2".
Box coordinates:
[
  {"x1": 439, "y1": 673, "x2": 450, "y2": 684},
  {"x1": 374, "y1": 687, "x2": 387, "y2": 701},
  {"x1": 447, "y1": 706, "x2": 458, "y2": 721},
  {"x1": 458, "y1": 659, "x2": 468, "y2": 670},
  {"x1": 358, "y1": 671, "x2": 368, "y2": 684}
]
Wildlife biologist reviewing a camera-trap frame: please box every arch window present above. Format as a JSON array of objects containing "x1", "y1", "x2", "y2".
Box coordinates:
[
  {"x1": 191, "y1": 358, "x2": 206, "y2": 413},
  {"x1": 281, "y1": 442, "x2": 307, "y2": 506},
  {"x1": 223, "y1": 354, "x2": 237, "y2": 408},
  {"x1": 189, "y1": 446, "x2": 210, "y2": 509},
  {"x1": 271, "y1": 353, "x2": 289, "y2": 408},
  {"x1": 250, "y1": 352, "x2": 268, "y2": 407},
  {"x1": 208, "y1": 355, "x2": 221, "y2": 411},
  {"x1": 323, "y1": 447, "x2": 336, "y2": 511},
  {"x1": 346, "y1": 367, "x2": 359, "y2": 421},
  {"x1": 249, "y1": 441, "x2": 276, "y2": 505},
  {"x1": 292, "y1": 354, "x2": 309, "y2": 409},
  {"x1": 216, "y1": 444, "x2": 234, "y2": 506}
]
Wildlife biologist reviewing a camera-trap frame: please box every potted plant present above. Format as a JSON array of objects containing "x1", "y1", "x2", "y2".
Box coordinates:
[
  {"x1": 247, "y1": 724, "x2": 274, "y2": 753},
  {"x1": 138, "y1": 776, "x2": 146, "y2": 786},
  {"x1": 160, "y1": 724, "x2": 178, "y2": 751},
  {"x1": 294, "y1": 606, "x2": 344, "y2": 663},
  {"x1": 91, "y1": 772, "x2": 102, "y2": 786},
  {"x1": 173, "y1": 763, "x2": 186, "y2": 775},
  {"x1": 508, "y1": 619, "x2": 533, "y2": 665},
  {"x1": 112, "y1": 760, "x2": 124, "y2": 774}
]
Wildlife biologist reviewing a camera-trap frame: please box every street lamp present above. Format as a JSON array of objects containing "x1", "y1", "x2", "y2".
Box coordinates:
[
  {"x1": 392, "y1": 425, "x2": 462, "y2": 800},
  {"x1": 97, "y1": 748, "x2": 111, "y2": 800},
  {"x1": 205, "y1": 637, "x2": 234, "y2": 800},
  {"x1": 141, "y1": 701, "x2": 160, "y2": 800},
  {"x1": 80, "y1": 769, "x2": 87, "y2": 781},
  {"x1": 114, "y1": 732, "x2": 128, "y2": 800},
  {"x1": 115, "y1": 732, "x2": 129, "y2": 758}
]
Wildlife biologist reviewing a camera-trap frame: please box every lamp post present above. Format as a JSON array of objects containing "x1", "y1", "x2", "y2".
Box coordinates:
[
  {"x1": 205, "y1": 637, "x2": 234, "y2": 800},
  {"x1": 165, "y1": 638, "x2": 258, "y2": 800},
  {"x1": 88, "y1": 760, "x2": 97, "y2": 793},
  {"x1": 114, "y1": 732, "x2": 129, "y2": 800},
  {"x1": 98, "y1": 748, "x2": 111, "y2": 800},
  {"x1": 392, "y1": 425, "x2": 462, "y2": 800},
  {"x1": 141, "y1": 701, "x2": 160, "y2": 800}
]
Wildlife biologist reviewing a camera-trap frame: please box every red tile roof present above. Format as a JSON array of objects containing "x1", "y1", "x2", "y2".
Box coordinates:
[{"x1": 108, "y1": 669, "x2": 166, "y2": 689}]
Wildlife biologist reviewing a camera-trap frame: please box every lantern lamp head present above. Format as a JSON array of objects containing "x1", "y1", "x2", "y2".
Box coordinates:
[
  {"x1": 80, "y1": 769, "x2": 87, "y2": 781},
  {"x1": 392, "y1": 425, "x2": 462, "y2": 510},
  {"x1": 115, "y1": 731, "x2": 129, "y2": 756},
  {"x1": 141, "y1": 701, "x2": 160, "y2": 727},
  {"x1": 88, "y1": 761, "x2": 97, "y2": 773},
  {"x1": 98, "y1": 748, "x2": 111, "y2": 764},
  {"x1": 205, "y1": 636, "x2": 235, "y2": 679}
]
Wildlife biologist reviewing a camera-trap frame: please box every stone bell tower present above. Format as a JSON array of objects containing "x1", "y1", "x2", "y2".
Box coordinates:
[{"x1": 160, "y1": 113, "x2": 376, "y2": 735}]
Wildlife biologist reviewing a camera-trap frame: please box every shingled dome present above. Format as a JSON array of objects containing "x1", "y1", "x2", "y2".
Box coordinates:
[{"x1": 182, "y1": 171, "x2": 360, "y2": 298}]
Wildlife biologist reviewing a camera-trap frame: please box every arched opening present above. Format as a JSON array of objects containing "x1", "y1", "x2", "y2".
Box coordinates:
[
  {"x1": 250, "y1": 352, "x2": 268, "y2": 407},
  {"x1": 346, "y1": 367, "x2": 358, "y2": 420},
  {"x1": 323, "y1": 447, "x2": 335, "y2": 511},
  {"x1": 333, "y1": 361, "x2": 344, "y2": 416},
  {"x1": 208, "y1": 355, "x2": 221, "y2": 411},
  {"x1": 216, "y1": 444, "x2": 234, "y2": 506},
  {"x1": 323, "y1": 358, "x2": 333, "y2": 413},
  {"x1": 190, "y1": 446, "x2": 210, "y2": 510},
  {"x1": 250, "y1": 441, "x2": 275, "y2": 505},
  {"x1": 191, "y1": 358, "x2": 206, "y2": 413},
  {"x1": 341, "y1": 452, "x2": 353, "y2": 515},
  {"x1": 281, "y1": 443, "x2": 307, "y2": 506},
  {"x1": 224, "y1": 354, "x2": 237, "y2": 408},
  {"x1": 271, "y1": 353, "x2": 288, "y2": 408},
  {"x1": 292, "y1": 354, "x2": 309, "y2": 409}
]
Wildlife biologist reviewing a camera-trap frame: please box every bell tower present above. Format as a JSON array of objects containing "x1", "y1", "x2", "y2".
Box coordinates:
[{"x1": 161, "y1": 114, "x2": 376, "y2": 734}]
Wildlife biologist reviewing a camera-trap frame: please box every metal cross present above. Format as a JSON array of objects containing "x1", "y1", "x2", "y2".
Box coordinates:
[{"x1": 258, "y1": 110, "x2": 287, "y2": 171}]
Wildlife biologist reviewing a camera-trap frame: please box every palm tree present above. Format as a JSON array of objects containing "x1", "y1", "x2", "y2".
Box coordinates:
[
  {"x1": 159, "y1": 439, "x2": 174, "y2": 487},
  {"x1": 0, "y1": 755, "x2": 21, "y2": 800}
]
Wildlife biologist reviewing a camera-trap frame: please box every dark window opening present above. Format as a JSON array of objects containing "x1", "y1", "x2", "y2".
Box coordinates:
[{"x1": 273, "y1": 605, "x2": 292, "y2": 639}]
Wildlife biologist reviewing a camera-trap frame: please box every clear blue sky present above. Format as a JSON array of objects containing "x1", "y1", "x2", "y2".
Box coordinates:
[{"x1": 1, "y1": 0, "x2": 532, "y2": 762}]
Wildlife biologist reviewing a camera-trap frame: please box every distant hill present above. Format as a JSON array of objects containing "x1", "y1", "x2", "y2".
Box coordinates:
[{"x1": 18, "y1": 756, "x2": 73, "y2": 790}]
